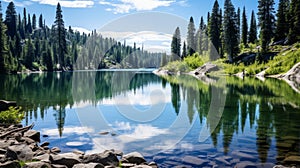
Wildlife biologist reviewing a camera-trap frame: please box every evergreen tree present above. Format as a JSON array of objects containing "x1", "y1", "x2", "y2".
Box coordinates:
[
  {"x1": 32, "y1": 14, "x2": 36, "y2": 30},
  {"x1": 54, "y1": 3, "x2": 68, "y2": 69},
  {"x1": 171, "y1": 27, "x2": 181, "y2": 61},
  {"x1": 39, "y1": 14, "x2": 43, "y2": 28},
  {"x1": 196, "y1": 16, "x2": 204, "y2": 54},
  {"x1": 237, "y1": 7, "x2": 241, "y2": 40},
  {"x1": 219, "y1": 9, "x2": 225, "y2": 58},
  {"x1": 24, "y1": 37, "x2": 34, "y2": 69},
  {"x1": 23, "y1": 8, "x2": 27, "y2": 33},
  {"x1": 187, "y1": 16, "x2": 196, "y2": 55},
  {"x1": 223, "y1": 0, "x2": 239, "y2": 62},
  {"x1": 275, "y1": 0, "x2": 289, "y2": 41},
  {"x1": 27, "y1": 14, "x2": 32, "y2": 34},
  {"x1": 257, "y1": 0, "x2": 275, "y2": 53},
  {"x1": 182, "y1": 41, "x2": 187, "y2": 58},
  {"x1": 4, "y1": 2, "x2": 17, "y2": 38},
  {"x1": 0, "y1": 2, "x2": 8, "y2": 73},
  {"x1": 209, "y1": 0, "x2": 221, "y2": 56},
  {"x1": 248, "y1": 10, "x2": 257, "y2": 43},
  {"x1": 288, "y1": 0, "x2": 300, "y2": 44},
  {"x1": 160, "y1": 52, "x2": 167, "y2": 67},
  {"x1": 241, "y1": 6, "x2": 248, "y2": 46}
]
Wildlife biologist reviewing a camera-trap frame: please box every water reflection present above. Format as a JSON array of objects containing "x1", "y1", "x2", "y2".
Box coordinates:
[{"x1": 0, "y1": 71, "x2": 300, "y2": 166}]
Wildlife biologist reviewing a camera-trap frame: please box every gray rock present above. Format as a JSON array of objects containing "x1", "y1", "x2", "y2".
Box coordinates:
[
  {"x1": 82, "y1": 150, "x2": 119, "y2": 166},
  {"x1": 132, "y1": 165, "x2": 152, "y2": 168},
  {"x1": 0, "y1": 100, "x2": 17, "y2": 112},
  {"x1": 21, "y1": 137, "x2": 36, "y2": 144},
  {"x1": 6, "y1": 144, "x2": 33, "y2": 161},
  {"x1": 234, "y1": 161, "x2": 256, "y2": 168},
  {"x1": 273, "y1": 165, "x2": 297, "y2": 168},
  {"x1": 0, "y1": 160, "x2": 21, "y2": 168},
  {"x1": 182, "y1": 156, "x2": 209, "y2": 166},
  {"x1": 120, "y1": 163, "x2": 136, "y2": 168},
  {"x1": 23, "y1": 161, "x2": 51, "y2": 168},
  {"x1": 51, "y1": 164, "x2": 68, "y2": 168},
  {"x1": 148, "y1": 162, "x2": 158, "y2": 168},
  {"x1": 73, "y1": 150, "x2": 85, "y2": 155},
  {"x1": 24, "y1": 130, "x2": 40, "y2": 142},
  {"x1": 33, "y1": 153, "x2": 50, "y2": 162},
  {"x1": 283, "y1": 156, "x2": 300, "y2": 164},
  {"x1": 231, "y1": 151, "x2": 256, "y2": 161},
  {"x1": 72, "y1": 163, "x2": 104, "y2": 168},
  {"x1": 0, "y1": 148, "x2": 6, "y2": 154},
  {"x1": 40, "y1": 142, "x2": 50, "y2": 147},
  {"x1": 51, "y1": 147, "x2": 62, "y2": 153},
  {"x1": 122, "y1": 152, "x2": 146, "y2": 165},
  {"x1": 51, "y1": 153, "x2": 81, "y2": 168}
]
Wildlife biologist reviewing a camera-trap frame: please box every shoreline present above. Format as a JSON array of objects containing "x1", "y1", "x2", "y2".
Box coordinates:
[{"x1": 0, "y1": 124, "x2": 158, "y2": 168}]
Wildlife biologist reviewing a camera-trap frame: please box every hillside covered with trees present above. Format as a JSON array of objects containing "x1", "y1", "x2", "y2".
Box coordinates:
[
  {"x1": 166, "y1": 0, "x2": 300, "y2": 75},
  {"x1": 0, "y1": 1, "x2": 162, "y2": 74}
]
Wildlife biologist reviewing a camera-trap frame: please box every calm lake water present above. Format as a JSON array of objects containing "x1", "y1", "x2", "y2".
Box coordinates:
[{"x1": 1, "y1": 70, "x2": 300, "y2": 167}]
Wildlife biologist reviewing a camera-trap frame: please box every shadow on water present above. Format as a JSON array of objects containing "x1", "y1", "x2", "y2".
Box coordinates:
[{"x1": 0, "y1": 71, "x2": 300, "y2": 166}]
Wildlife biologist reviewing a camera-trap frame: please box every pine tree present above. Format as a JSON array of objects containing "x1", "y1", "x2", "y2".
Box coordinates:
[
  {"x1": 182, "y1": 41, "x2": 187, "y2": 58},
  {"x1": 0, "y1": 2, "x2": 8, "y2": 73},
  {"x1": 275, "y1": 0, "x2": 290, "y2": 41},
  {"x1": 241, "y1": 6, "x2": 248, "y2": 46},
  {"x1": 237, "y1": 7, "x2": 241, "y2": 40},
  {"x1": 23, "y1": 8, "x2": 27, "y2": 33},
  {"x1": 32, "y1": 14, "x2": 36, "y2": 30},
  {"x1": 39, "y1": 14, "x2": 43, "y2": 28},
  {"x1": 257, "y1": 0, "x2": 276, "y2": 53},
  {"x1": 209, "y1": 0, "x2": 221, "y2": 57},
  {"x1": 160, "y1": 53, "x2": 167, "y2": 67},
  {"x1": 223, "y1": 0, "x2": 239, "y2": 62},
  {"x1": 4, "y1": 2, "x2": 17, "y2": 38},
  {"x1": 288, "y1": 0, "x2": 300, "y2": 44},
  {"x1": 187, "y1": 17, "x2": 196, "y2": 55},
  {"x1": 27, "y1": 14, "x2": 32, "y2": 34},
  {"x1": 24, "y1": 37, "x2": 34, "y2": 69},
  {"x1": 171, "y1": 27, "x2": 181, "y2": 61},
  {"x1": 54, "y1": 3, "x2": 68, "y2": 69},
  {"x1": 248, "y1": 10, "x2": 257, "y2": 44},
  {"x1": 196, "y1": 16, "x2": 204, "y2": 54}
]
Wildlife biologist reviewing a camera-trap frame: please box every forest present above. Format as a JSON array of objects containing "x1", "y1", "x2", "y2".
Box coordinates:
[
  {"x1": 167, "y1": 0, "x2": 300, "y2": 73},
  {"x1": 0, "y1": 1, "x2": 163, "y2": 74}
]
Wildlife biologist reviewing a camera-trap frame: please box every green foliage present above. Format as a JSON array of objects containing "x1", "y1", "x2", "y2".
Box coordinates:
[
  {"x1": 223, "y1": 0, "x2": 240, "y2": 62},
  {"x1": 258, "y1": 0, "x2": 276, "y2": 53},
  {"x1": 184, "y1": 53, "x2": 205, "y2": 70},
  {"x1": 209, "y1": 0, "x2": 221, "y2": 57},
  {"x1": 0, "y1": 106, "x2": 24, "y2": 124},
  {"x1": 163, "y1": 61, "x2": 191, "y2": 73},
  {"x1": 248, "y1": 11, "x2": 257, "y2": 44},
  {"x1": 171, "y1": 27, "x2": 181, "y2": 61},
  {"x1": 187, "y1": 17, "x2": 196, "y2": 55}
]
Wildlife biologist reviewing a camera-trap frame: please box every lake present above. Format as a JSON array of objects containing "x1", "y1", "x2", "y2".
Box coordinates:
[{"x1": 1, "y1": 70, "x2": 300, "y2": 167}]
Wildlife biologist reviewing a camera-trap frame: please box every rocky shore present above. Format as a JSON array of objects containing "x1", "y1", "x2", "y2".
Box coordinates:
[{"x1": 0, "y1": 124, "x2": 158, "y2": 168}]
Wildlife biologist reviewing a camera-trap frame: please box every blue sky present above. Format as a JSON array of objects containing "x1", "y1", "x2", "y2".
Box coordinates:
[
  {"x1": 1, "y1": 0, "x2": 279, "y2": 53},
  {"x1": 1, "y1": 0, "x2": 279, "y2": 31}
]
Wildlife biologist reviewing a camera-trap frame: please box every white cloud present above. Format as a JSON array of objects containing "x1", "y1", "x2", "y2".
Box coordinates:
[
  {"x1": 3, "y1": 0, "x2": 33, "y2": 7},
  {"x1": 31, "y1": 0, "x2": 94, "y2": 8},
  {"x1": 72, "y1": 27, "x2": 92, "y2": 34},
  {"x1": 178, "y1": 0, "x2": 189, "y2": 7},
  {"x1": 42, "y1": 126, "x2": 94, "y2": 136},
  {"x1": 99, "y1": 0, "x2": 175, "y2": 14}
]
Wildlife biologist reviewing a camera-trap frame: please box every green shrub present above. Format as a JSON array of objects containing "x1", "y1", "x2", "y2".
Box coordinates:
[
  {"x1": 0, "y1": 107, "x2": 24, "y2": 124},
  {"x1": 184, "y1": 53, "x2": 205, "y2": 70}
]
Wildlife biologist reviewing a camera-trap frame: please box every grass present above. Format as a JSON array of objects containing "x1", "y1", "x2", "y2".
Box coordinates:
[
  {"x1": 216, "y1": 43, "x2": 300, "y2": 76},
  {"x1": 163, "y1": 52, "x2": 208, "y2": 73}
]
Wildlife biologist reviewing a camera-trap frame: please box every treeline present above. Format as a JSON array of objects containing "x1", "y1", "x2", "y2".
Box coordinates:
[
  {"x1": 0, "y1": 1, "x2": 162, "y2": 74},
  {"x1": 169, "y1": 0, "x2": 300, "y2": 64}
]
